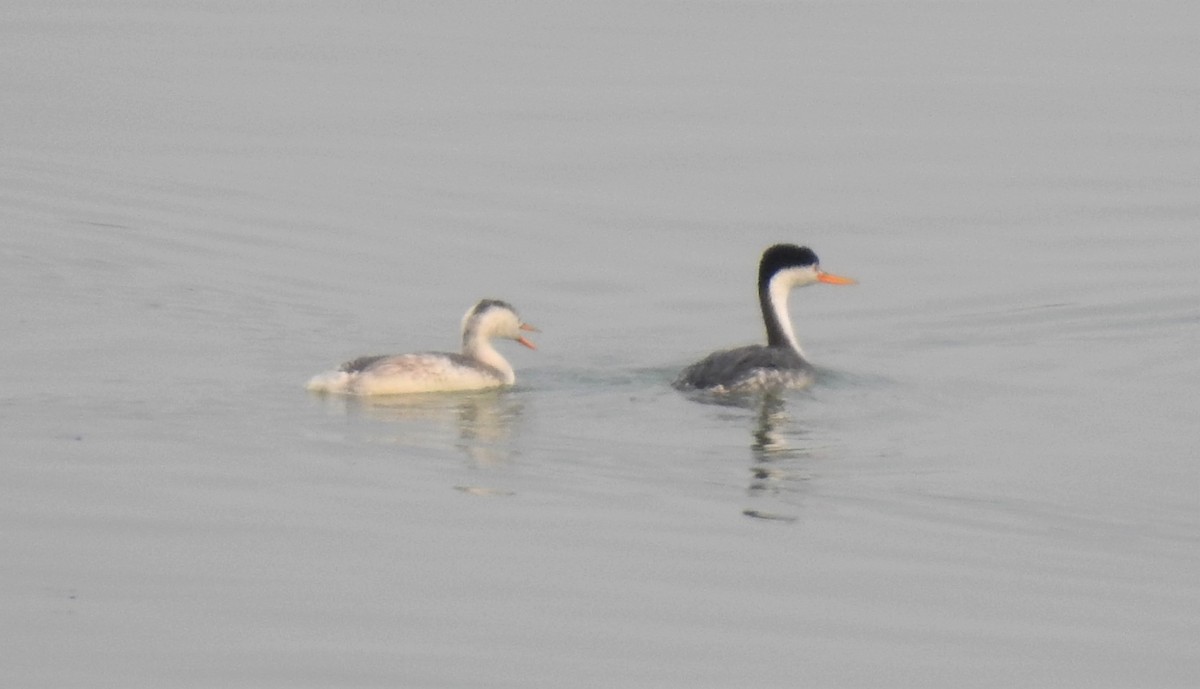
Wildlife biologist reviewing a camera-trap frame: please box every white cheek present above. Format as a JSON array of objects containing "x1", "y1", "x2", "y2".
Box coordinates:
[
  {"x1": 782, "y1": 266, "x2": 817, "y2": 287},
  {"x1": 768, "y1": 267, "x2": 811, "y2": 304}
]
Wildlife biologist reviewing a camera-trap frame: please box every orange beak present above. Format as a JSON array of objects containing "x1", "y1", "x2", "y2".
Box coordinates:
[
  {"x1": 517, "y1": 322, "x2": 539, "y2": 350},
  {"x1": 817, "y1": 270, "x2": 857, "y2": 285}
]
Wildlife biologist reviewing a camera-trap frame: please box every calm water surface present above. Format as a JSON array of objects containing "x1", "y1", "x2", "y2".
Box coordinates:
[{"x1": 2, "y1": 1, "x2": 1198, "y2": 687}]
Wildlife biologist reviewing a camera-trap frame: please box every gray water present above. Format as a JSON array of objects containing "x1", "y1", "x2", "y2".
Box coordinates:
[{"x1": 3, "y1": 2, "x2": 1199, "y2": 687}]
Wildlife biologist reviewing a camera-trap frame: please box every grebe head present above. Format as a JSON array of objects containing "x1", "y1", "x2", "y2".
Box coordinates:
[
  {"x1": 462, "y1": 299, "x2": 538, "y2": 350},
  {"x1": 756, "y1": 244, "x2": 856, "y2": 352},
  {"x1": 758, "y1": 244, "x2": 857, "y2": 292}
]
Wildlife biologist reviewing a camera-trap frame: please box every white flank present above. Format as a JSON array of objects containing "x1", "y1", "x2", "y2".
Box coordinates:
[{"x1": 310, "y1": 354, "x2": 506, "y2": 395}]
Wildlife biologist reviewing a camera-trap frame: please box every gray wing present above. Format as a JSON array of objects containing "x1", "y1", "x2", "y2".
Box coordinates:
[
  {"x1": 339, "y1": 354, "x2": 392, "y2": 373},
  {"x1": 673, "y1": 345, "x2": 809, "y2": 390},
  {"x1": 340, "y1": 351, "x2": 501, "y2": 378}
]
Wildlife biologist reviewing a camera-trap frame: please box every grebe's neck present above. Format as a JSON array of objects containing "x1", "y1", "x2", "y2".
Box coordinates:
[
  {"x1": 463, "y1": 331, "x2": 515, "y2": 384},
  {"x1": 759, "y1": 273, "x2": 805, "y2": 356}
]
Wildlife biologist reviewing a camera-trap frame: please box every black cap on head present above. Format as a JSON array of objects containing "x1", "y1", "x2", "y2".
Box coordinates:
[
  {"x1": 758, "y1": 244, "x2": 819, "y2": 286},
  {"x1": 471, "y1": 299, "x2": 517, "y2": 317}
]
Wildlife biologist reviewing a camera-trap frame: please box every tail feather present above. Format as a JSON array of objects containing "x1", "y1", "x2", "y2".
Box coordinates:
[{"x1": 306, "y1": 370, "x2": 352, "y2": 393}]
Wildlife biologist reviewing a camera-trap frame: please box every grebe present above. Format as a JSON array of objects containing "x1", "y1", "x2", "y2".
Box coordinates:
[
  {"x1": 673, "y1": 244, "x2": 855, "y2": 392},
  {"x1": 307, "y1": 299, "x2": 537, "y2": 395}
]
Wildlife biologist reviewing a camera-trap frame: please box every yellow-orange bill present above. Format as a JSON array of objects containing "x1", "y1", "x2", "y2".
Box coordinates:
[
  {"x1": 817, "y1": 271, "x2": 857, "y2": 285},
  {"x1": 517, "y1": 336, "x2": 538, "y2": 350}
]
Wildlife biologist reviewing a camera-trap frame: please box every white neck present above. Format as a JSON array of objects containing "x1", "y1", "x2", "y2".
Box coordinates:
[
  {"x1": 767, "y1": 273, "x2": 805, "y2": 356},
  {"x1": 463, "y1": 336, "x2": 515, "y2": 384}
]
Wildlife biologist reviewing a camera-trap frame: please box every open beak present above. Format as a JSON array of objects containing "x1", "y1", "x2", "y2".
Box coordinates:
[
  {"x1": 517, "y1": 322, "x2": 539, "y2": 350},
  {"x1": 817, "y1": 270, "x2": 857, "y2": 285}
]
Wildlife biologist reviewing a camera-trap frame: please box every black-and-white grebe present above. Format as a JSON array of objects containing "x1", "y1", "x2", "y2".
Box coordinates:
[
  {"x1": 673, "y1": 244, "x2": 855, "y2": 392},
  {"x1": 307, "y1": 299, "x2": 537, "y2": 395}
]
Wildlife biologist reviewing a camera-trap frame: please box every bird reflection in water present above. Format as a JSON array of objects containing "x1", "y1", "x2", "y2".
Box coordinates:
[
  {"x1": 313, "y1": 391, "x2": 524, "y2": 494},
  {"x1": 744, "y1": 392, "x2": 811, "y2": 523},
  {"x1": 692, "y1": 390, "x2": 815, "y2": 523}
]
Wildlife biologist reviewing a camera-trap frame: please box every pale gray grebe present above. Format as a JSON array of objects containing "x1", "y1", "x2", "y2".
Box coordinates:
[
  {"x1": 673, "y1": 244, "x2": 855, "y2": 392},
  {"x1": 307, "y1": 299, "x2": 537, "y2": 395}
]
